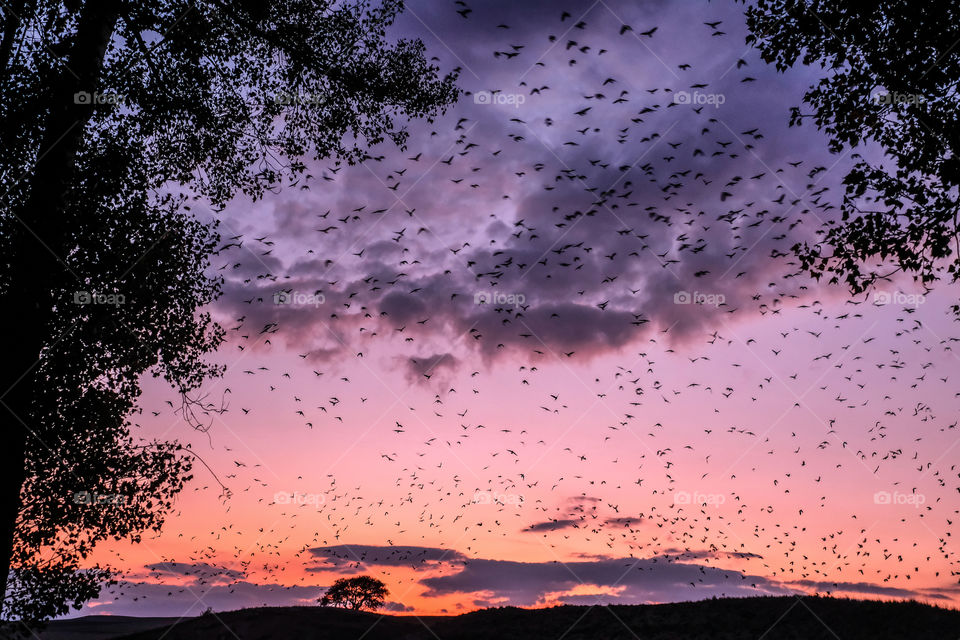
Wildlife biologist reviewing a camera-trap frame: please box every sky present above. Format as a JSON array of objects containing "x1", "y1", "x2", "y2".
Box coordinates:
[{"x1": 71, "y1": 0, "x2": 960, "y2": 619}]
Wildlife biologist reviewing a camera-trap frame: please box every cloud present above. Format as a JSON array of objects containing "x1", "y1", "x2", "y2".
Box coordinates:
[
  {"x1": 403, "y1": 352, "x2": 459, "y2": 384},
  {"x1": 307, "y1": 544, "x2": 468, "y2": 571},
  {"x1": 77, "y1": 580, "x2": 324, "y2": 618},
  {"x1": 788, "y1": 579, "x2": 938, "y2": 599},
  {"x1": 205, "y1": 0, "x2": 850, "y2": 369},
  {"x1": 658, "y1": 548, "x2": 763, "y2": 561},
  {"x1": 524, "y1": 519, "x2": 580, "y2": 532},
  {"x1": 420, "y1": 555, "x2": 792, "y2": 606},
  {"x1": 603, "y1": 516, "x2": 645, "y2": 528},
  {"x1": 144, "y1": 562, "x2": 246, "y2": 583}
]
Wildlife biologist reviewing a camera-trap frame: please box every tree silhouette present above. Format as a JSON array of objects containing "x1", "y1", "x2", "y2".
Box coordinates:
[
  {"x1": 744, "y1": 1, "x2": 960, "y2": 307},
  {"x1": 319, "y1": 576, "x2": 389, "y2": 611},
  {"x1": 0, "y1": 0, "x2": 457, "y2": 625}
]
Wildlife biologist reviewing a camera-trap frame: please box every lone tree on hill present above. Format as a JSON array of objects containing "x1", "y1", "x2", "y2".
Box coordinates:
[{"x1": 319, "y1": 576, "x2": 389, "y2": 611}]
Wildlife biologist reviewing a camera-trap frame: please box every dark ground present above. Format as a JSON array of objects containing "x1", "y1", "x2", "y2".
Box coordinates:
[
  {"x1": 30, "y1": 596, "x2": 960, "y2": 640},
  {"x1": 28, "y1": 616, "x2": 184, "y2": 640}
]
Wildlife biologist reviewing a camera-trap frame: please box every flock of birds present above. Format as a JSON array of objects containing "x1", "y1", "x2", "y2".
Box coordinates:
[{"x1": 101, "y1": 1, "x2": 959, "y2": 614}]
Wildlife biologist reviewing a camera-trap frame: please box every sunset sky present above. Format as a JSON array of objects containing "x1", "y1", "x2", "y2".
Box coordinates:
[{"x1": 74, "y1": 0, "x2": 959, "y2": 617}]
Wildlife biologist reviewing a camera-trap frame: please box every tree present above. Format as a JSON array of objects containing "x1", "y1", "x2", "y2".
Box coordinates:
[
  {"x1": 743, "y1": 1, "x2": 960, "y2": 308},
  {"x1": 319, "y1": 576, "x2": 389, "y2": 611},
  {"x1": 0, "y1": 0, "x2": 457, "y2": 626}
]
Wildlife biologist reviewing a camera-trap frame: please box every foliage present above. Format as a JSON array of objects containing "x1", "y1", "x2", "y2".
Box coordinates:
[
  {"x1": 744, "y1": 0, "x2": 960, "y2": 306},
  {"x1": 319, "y1": 576, "x2": 389, "y2": 611},
  {"x1": 0, "y1": 0, "x2": 457, "y2": 626}
]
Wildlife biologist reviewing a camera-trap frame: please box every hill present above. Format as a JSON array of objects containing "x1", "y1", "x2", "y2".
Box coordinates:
[
  {"x1": 33, "y1": 596, "x2": 960, "y2": 640},
  {"x1": 30, "y1": 616, "x2": 185, "y2": 640}
]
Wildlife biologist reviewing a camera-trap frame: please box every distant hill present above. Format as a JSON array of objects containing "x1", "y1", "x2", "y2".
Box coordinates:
[
  {"x1": 31, "y1": 615, "x2": 184, "y2": 640},
  {"x1": 34, "y1": 596, "x2": 960, "y2": 640}
]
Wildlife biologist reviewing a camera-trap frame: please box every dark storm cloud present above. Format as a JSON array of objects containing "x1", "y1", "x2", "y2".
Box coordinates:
[
  {"x1": 307, "y1": 544, "x2": 468, "y2": 570},
  {"x1": 79, "y1": 580, "x2": 324, "y2": 617},
  {"x1": 603, "y1": 516, "x2": 645, "y2": 527},
  {"x1": 658, "y1": 548, "x2": 763, "y2": 561},
  {"x1": 404, "y1": 352, "x2": 459, "y2": 383},
  {"x1": 380, "y1": 289, "x2": 429, "y2": 324},
  {"x1": 144, "y1": 562, "x2": 246, "y2": 582},
  {"x1": 421, "y1": 553, "x2": 944, "y2": 607},
  {"x1": 788, "y1": 579, "x2": 939, "y2": 599},
  {"x1": 209, "y1": 0, "x2": 854, "y2": 366},
  {"x1": 420, "y1": 555, "x2": 791, "y2": 606},
  {"x1": 524, "y1": 518, "x2": 581, "y2": 532}
]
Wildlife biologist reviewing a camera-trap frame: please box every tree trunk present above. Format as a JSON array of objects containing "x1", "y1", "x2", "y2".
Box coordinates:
[
  {"x1": 0, "y1": 0, "x2": 121, "y2": 610},
  {"x1": 0, "y1": 307, "x2": 43, "y2": 611},
  {"x1": 0, "y1": 1, "x2": 29, "y2": 86}
]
